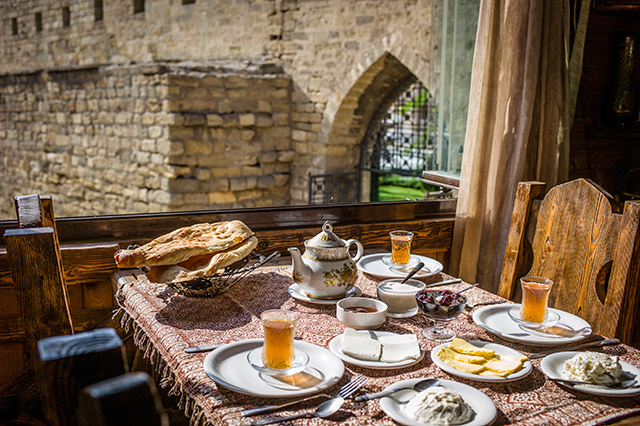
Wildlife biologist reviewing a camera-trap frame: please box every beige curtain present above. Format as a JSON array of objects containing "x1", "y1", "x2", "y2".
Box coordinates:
[{"x1": 450, "y1": 0, "x2": 577, "y2": 292}]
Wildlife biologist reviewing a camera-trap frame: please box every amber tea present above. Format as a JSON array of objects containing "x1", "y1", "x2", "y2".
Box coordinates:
[
  {"x1": 261, "y1": 309, "x2": 299, "y2": 369},
  {"x1": 520, "y1": 276, "x2": 553, "y2": 323},
  {"x1": 390, "y1": 230, "x2": 413, "y2": 264}
]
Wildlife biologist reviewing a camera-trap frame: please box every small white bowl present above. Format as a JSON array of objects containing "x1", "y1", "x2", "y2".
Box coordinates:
[{"x1": 336, "y1": 297, "x2": 387, "y2": 330}]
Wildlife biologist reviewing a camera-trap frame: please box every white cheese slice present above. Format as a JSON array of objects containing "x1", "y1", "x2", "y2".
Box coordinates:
[
  {"x1": 340, "y1": 328, "x2": 382, "y2": 361},
  {"x1": 379, "y1": 334, "x2": 421, "y2": 363}
]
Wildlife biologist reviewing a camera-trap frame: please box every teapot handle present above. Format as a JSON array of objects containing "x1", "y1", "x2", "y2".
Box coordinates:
[{"x1": 345, "y1": 239, "x2": 364, "y2": 263}]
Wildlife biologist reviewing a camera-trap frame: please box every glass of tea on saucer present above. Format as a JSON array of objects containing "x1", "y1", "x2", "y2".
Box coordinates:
[
  {"x1": 508, "y1": 276, "x2": 559, "y2": 328},
  {"x1": 381, "y1": 230, "x2": 419, "y2": 267},
  {"x1": 248, "y1": 309, "x2": 309, "y2": 377}
]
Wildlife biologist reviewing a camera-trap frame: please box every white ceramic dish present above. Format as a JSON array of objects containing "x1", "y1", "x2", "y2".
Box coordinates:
[
  {"x1": 357, "y1": 253, "x2": 443, "y2": 280},
  {"x1": 288, "y1": 284, "x2": 362, "y2": 305},
  {"x1": 379, "y1": 378, "x2": 497, "y2": 426},
  {"x1": 431, "y1": 340, "x2": 533, "y2": 383},
  {"x1": 336, "y1": 297, "x2": 387, "y2": 330},
  {"x1": 203, "y1": 339, "x2": 344, "y2": 398},
  {"x1": 328, "y1": 330, "x2": 424, "y2": 370},
  {"x1": 473, "y1": 304, "x2": 592, "y2": 346},
  {"x1": 540, "y1": 351, "x2": 640, "y2": 397}
]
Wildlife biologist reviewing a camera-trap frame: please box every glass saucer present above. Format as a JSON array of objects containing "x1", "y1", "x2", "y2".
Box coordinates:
[
  {"x1": 508, "y1": 306, "x2": 560, "y2": 329},
  {"x1": 247, "y1": 347, "x2": 310, "y2": 377},
  {"x1": 381, "y1": 254, "x2": 420, "y2": 268}
]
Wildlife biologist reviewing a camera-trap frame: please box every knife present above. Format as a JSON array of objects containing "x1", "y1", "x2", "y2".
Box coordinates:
[
  {"x1": 423, "y1": 278, "x2": 462, "y2": 289},
  {"x1": 185, "y1": 336, "x2": 303, "y2": 353},
  {"x1": 527, "y1": 338, "x2": 620, "y2": 360}
]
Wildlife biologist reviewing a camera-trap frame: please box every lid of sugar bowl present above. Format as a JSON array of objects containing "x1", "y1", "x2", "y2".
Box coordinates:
[{"x1": 306, "y1": 221, "x2": 346, "y2": 248}]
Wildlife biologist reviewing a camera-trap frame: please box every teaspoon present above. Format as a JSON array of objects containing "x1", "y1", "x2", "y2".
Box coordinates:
[{"x1": 401, "y1": 262, "x2": 425, "y2": 283}]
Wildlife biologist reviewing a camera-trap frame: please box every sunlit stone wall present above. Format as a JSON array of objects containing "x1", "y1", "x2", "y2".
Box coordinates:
[
  {"x1": 0, "y1": 63, "x2": 292, "y2": 218},
  {"x1": 0, "y1": 0, "x2": 434, "y2": 218}
]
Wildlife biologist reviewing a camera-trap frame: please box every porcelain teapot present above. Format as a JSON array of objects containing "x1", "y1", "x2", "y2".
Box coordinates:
[{"x1": 288, "y1": 221, "x2": 364, "y2": 299}]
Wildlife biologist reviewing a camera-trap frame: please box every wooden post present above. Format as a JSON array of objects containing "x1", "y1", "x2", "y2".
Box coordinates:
[
  {"x1": 37, "y1": 328, "x2": 128, "y2": 426},
  {"x1": 5, "y1": 227, "x2": 73, "y2": 373},
  {"x1": 4, "y1": 194, "x2": 74, "y2": 374},
  {"x1": 77, "y1": 372, "x2": 169, "y2": 426}
]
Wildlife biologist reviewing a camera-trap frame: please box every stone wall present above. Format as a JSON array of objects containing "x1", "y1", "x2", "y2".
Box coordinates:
[
  {"x1": 0, "y1": 0, "x2": 433, "y2": 218},
  {"x1": 0, "y1": 62, "x2": 293, "y2": 218}
]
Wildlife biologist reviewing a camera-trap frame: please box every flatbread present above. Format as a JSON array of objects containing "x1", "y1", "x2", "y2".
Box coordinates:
[
  {"x1": 114, "y1": 221, "x2": 254, "y2": 267},
  {"x1": 145, "y1": 236, "x2": 258, "y2": 283}
]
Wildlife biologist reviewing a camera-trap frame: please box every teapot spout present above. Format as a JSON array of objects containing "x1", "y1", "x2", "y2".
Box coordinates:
[{"x1": 288, "y1": 247, "x2": 311, "y2": 285}]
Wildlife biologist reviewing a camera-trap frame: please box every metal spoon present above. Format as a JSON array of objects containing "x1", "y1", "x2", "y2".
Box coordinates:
[
  {"x1": 401, "y1": 262, "x2": 425, "y2": 283},
  {"x1": 250, "y1": 397, "x2": 345, "y2": 425},
  {"x1": 452, "y1": 283, "x2": 479, "y2": 297},
  {"x1": 354, "y1": 378, "x2": 440, "y2": 401}
]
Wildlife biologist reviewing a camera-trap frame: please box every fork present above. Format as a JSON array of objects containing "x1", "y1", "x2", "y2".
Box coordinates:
[
  {"x1": 550, "y1": 377, "x2": 638, "y2": 389},
  {"x1": 241, "y1": 374, "x2": 368, "y2": 417}
]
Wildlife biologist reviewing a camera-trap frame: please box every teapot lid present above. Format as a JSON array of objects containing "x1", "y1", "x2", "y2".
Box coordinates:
[{"x1": 307, "y1": 221, "x2": 345, "y2": 248}]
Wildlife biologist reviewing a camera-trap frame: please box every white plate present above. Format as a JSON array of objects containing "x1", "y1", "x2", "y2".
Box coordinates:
[
  {"x1": 288, "y1": 284, "x2": 362, "y2": 305},
  {"x1": 540, "y1": 351, "x2": 640, "y2": 397},
  {"x1": 203, "y1": 339, "x2": 344, "y2": 398},
  {"x1": 328, "y1": 330, "x2": 424, "y2": 369},
  {"x1": 357, "y1": 253, "x2": 443, "y2": 280},
  {"x1": 379, "y1": 378, "x2": 497, "y2": 426},
  {"x1": 431, "y1": 340, "x2": 533, "y2": 382},
  {"x1": 473, "y1": 304, "x2": 592, "y2": 346}
]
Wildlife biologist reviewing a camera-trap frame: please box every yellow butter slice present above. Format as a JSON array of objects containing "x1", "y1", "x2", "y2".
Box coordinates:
[
  {"x1": 483, "y1": 358, "x2": 524, "y2": 375},
  {"x1": 439, "y1": 346, "x2": 486, "y2": 364},
  {"x1": 449, "y1": 338, "x2": 495, "y2": 358},
  {"x1": 437, "y1": 348, "x2": 486, "y2": 374}
]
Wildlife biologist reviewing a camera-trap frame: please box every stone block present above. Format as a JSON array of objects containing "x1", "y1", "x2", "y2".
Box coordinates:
[
  {"x1": 168, "y1": 178, "x2": 199, "y2": 193},
  {"x1": 259, "y1": 151, "x2": 278, "y2": 163},
  {"x1": 258, "y1": 176, "x2": 276, "y2": 189},
  {"x1": 241, "y1": 130, "x2": 255, "y2": 141},
  {"x1": 273, "y1": 173, "x2": 290, "y2": 187},
  {"x1": 185, "y1": 140, "x2": 213, "y2": 155},
  {"x1": 277, "y1": 150, "x2": 295, "y2": 162},
  {"x1": 208, "y1": 191, "x2": 236, "y2": 204},
  {"x1": 257, "y1": 100, "x2": 271, "y2": 113},
  {"x1": 239, "y1": 114, "x2": 256, "y2": 127},
  {"x1": 206, "y1": 114, "x2": 224, "y2": 127},
  {"x1": 195, "y1": 168, "x2": 210, "y2": 180},
  {"x1": 183, "y1": 114, "x2": 207, "y2": 126}
]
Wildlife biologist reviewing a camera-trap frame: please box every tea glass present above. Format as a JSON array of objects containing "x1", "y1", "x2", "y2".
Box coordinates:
[
  {"x1": 247, "y1": 309, "x2": 309, "y2": 377},
  {"x1": 520, "y1": 276, "x2": 554, "y2": 323},
  {"x1": 260, "y1": 309, "x2": 299, "y2": 369},
  {"x1": 389, "y1": 230, "x2": 413, "y2": 265}
]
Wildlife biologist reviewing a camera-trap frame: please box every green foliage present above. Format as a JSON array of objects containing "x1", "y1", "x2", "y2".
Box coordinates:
[
  {"x1": 400, "y1": 88, "x2": 429, "y2": 115},
  {"x1": 378, "y1": 185, "x2": 426, "y2": 201}
]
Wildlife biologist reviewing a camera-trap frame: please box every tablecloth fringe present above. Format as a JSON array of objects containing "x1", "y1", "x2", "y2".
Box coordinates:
[{"x1": 117, "y1": 307, "x2": 215, "y2": 426}]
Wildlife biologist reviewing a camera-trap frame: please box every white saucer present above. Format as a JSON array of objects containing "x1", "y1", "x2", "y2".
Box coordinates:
[
  {"x1": 357, "y1": 253, "x2": 443, "y2": 280},
  {"x1": 328, "y1": 331, "x2": 424, "y2": 370},
  {"x1": 203, "y1": 338, "x2": 344, "y2": 398},
  {"x1": 288, "y1": 284, "x2": 362, "y2": 305},
  {"x1": 431, "y1": 340, "x2": 533, "y2": 383},
  {"x1": 379, "y1": 378, "x2": 497, "y2": 426},
  {"x1": 473, "y1": 304, "x2": 592, "y2": 346},
  {"x1": 540, "y1": 351, "x2": 640, "y2": 397}
]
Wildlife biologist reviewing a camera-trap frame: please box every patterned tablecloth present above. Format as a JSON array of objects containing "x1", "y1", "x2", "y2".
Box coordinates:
[{"x1": 115, "y1": 266, "x2": 640, "y2": 426}]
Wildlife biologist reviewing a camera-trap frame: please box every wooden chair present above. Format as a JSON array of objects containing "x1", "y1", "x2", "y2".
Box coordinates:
[{"x1": 497, "y1": 179, "x2": 640, "y2": 346}]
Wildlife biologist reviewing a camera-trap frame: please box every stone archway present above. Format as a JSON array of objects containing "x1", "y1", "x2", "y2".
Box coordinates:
[{"x1": 323, "y1": 52, "x2": 422, "y2": 201}]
